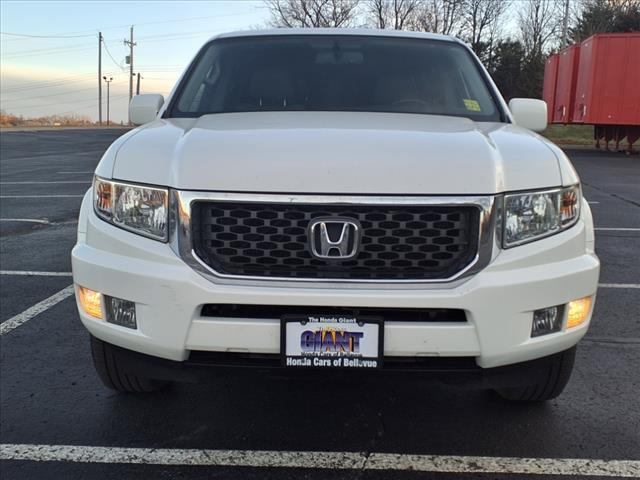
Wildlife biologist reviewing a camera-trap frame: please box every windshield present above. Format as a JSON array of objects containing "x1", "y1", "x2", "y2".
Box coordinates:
[{"x1": 168, "y1": 35, "x2": 502, "y2": 121}]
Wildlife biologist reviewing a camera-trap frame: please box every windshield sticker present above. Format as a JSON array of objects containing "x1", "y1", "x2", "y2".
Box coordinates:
[{"x1": 463, "y1": 99, "x2": 481, "y2": 112}]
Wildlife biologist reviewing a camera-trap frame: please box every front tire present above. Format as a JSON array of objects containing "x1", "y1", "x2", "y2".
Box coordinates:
[
  {"x1": 494, "y1": 347, "x2": 576, "y2": 402},
  {"x1": 90, "y1": 336, "x2": 169, "y2": 392}
]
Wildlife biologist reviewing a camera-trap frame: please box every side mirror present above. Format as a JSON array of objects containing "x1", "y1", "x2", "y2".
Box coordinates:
[
  {"x1": 129, "y1": 94, "x2": 164, "y2": 126},
  {"x1": 508, "y1": 98, "x2": 547, "y2": 133}
]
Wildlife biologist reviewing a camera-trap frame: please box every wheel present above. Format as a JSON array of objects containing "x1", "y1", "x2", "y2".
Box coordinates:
[
  {"x1": 494, "y1": 347, "x2": 576, "y2": 402},
  {"x1": 90, "y1": 336, "x2": 169, "y2": 392}
]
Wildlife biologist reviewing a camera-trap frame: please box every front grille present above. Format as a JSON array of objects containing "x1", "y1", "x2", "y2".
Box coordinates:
[{"x1": 191, "y1": 202, "x2": 480, "y2": 280}]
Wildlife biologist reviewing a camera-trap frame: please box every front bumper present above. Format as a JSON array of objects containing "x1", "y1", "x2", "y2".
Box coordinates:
[
  {"x1": 72, "y1": 191, "x2": 599, "y2": 369},
  {"x1": 96, "y1": 337, "x2": 578, "y2": 390}
]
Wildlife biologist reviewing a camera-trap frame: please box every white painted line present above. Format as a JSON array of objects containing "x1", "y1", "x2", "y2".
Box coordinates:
[
  {"x1": 57, "y1": 171, "x2": 94, "y2": 174},
  {"x1": 588, "y1": 201, "x2": 600, "y2": 204},
  {"x1": 1, "y1": 444, "x2": 639, "y2": 477},
  {"x1": 0, "y1": 218, "x2": 77, "y2": 225},
  {"x1": 1, "y1": 445, "x2": 363, "y2": 469},
  {"x1": 366, "y1": 452, "x2": 640, "y2": 477},
  {"x1": 583, "y1": 336, "x2": 640, "y2": 345},
  {"x1": 595, "y1": 228, "x2": 640, "y2": 232},
  {"x1": 599, "y1": 283, "x2": 640, "y2": 289},
  {"x1": 0, "y1": 218, "x2": 50, "y2": 224},
  {"x1": 0, "y1": 270, "x2": 72, "y2": 277},
  {"x1": 0, "y1": 195, "x2": 84, "y2": 198},
  {"x1": 0, "y1": 181, "x2": 90, "y2": 184},
  {"x1": 0, "y1": 285, "x2": 74, "y2": 336}
]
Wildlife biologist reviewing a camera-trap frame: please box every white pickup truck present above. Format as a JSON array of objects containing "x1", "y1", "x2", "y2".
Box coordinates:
[{"x1": 72, "y1": 29, "x2": 599, "y2": 401}]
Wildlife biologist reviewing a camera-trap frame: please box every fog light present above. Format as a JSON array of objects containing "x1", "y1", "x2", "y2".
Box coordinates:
[
  {"x1": 77, "y1": 286, "x2": 103, "y2": 319},
  {"x1": 104, "y1": 295, "x2": 137, "y2": 329},
  {"x1": 567, "y1": 296, "x2": 592, "y2": 329},
  {"x1": 532, "y1": 306, "x2": 562, "y2": 337}
]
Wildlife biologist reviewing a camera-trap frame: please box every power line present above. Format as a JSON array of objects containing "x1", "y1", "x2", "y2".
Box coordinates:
[
  {"x1": 1, "y1": 26, "x2": 226, "y2": 61},
  {"x1": 1, "y1": 44, "x2": 97, "y2": 59},
  {"x1": 1, "y1": 41, "x2": 93, "y2": 54},
  {"x1": 44, "y1": 94, "x2": 130, "y2": 118},
  {"x1": 0, "y1": 31, "x2": 95, "y2": 38},
  {"x1": 2, "y1": 72, "x2": 118, "y2": 93},
  {"x1": 102, "y1": 40, "x2": 125, "y2": 70},
  {"x1": 3, "y1": 71, "x2": 96, "y2": 88},
  {"x1": 0, "y1": 9, "x2": 258, "y2": 43},
  {"x1": 2, "y1": 92, "x2": 130, "y2": 111},
  {"x1": 3, "y1": 81, "x2": 125, "y2": 103},
  {"x1": 1, "y1": 8, "x2": 259, "y2": 120}
]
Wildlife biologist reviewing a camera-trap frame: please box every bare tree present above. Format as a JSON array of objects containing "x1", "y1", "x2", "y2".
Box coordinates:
[
  {"x1": 410, "y1": 0, "x2": 464, "y2": 35},
  {"x1": 367, "y1": 0, "x2": 422, "y2": 29},
  {"x1": 460, "y1": 0, "x2": 510, "y2": 56},
  {"x1": 518, "y1": 0, "x2": 563, "y2": 55},
  {"x1": 265, "y1": 0, "x2": 361, "y2": 28}
]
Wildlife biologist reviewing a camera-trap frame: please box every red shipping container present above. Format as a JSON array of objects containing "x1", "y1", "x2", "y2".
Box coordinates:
[
  {"x1": 553, "y1": 44, "x2": 580, "y2": 123},
  {"x1": 572, "y1": 33, "x2": 640, "y2": 125},
  {"x1": 543, "y1": 53, "x2": 559, "y2": 123}
]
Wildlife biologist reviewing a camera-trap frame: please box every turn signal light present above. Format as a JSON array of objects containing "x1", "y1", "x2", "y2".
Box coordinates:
[
  {"x1": 567, "y1": 296, "x2": 592, "y2": 328},
  {"x1": 77, "y1": 286, "x2": 103, "y2": 319}
]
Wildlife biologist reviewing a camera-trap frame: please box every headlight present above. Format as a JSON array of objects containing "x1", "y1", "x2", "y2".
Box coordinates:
[
  {"x1": 93, "y1": 177, "x2": 168, "y2": 241},
  {"x1": 503, "y1": 185, "x2": 580, "y2": 248}
]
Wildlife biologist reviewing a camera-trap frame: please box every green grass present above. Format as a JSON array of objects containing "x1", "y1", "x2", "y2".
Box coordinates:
[{"x1": 542, "y1": 124, "x2": 594, "y2": 145}]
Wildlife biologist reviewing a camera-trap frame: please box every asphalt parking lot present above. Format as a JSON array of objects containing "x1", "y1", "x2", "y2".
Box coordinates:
[{"x1": 0, "y1": 128, "x2": 639, "y2": 479}]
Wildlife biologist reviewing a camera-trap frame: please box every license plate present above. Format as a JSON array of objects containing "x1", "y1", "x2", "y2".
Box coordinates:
[{"x1": 281, "y1": 314, "x2": 383, "y2": 369}]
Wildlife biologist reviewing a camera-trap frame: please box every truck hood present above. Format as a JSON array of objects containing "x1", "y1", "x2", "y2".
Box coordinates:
[{"x1": 111, "y1": 112, "x2": 562, "y2": 194}]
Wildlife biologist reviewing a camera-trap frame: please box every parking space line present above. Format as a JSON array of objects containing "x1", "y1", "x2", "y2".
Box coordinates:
[
  {"x1": 0, "y1": 444, "x2": 638, "y2": 477},
  {"x1": 0, "y1": 270, "x2": 72, "y2": 277},
  {"x1": 0, "y1": 195, "x2": 84, "y2": 198},
  {"x1": 583, "y1": 336, "x2": 640, "y2": 345},
  {"x1": 0, "y1": 218, "x2": 77, "y2": 225},
  {"x1": 0, "y1": 285, "x2": 74, "y2": 336},
  {"x1": 0, "y1": 218, "x2": 50, "y2": 224},
  {"x1": 367, "y1": 452, "x2": 640, "y2": 476},
  {"x1": 0, "y1": 181, "x2": 91, "y2": 185},
  {"x1": 595, "y1": 228, "x2": 640, "y2": 232},
  {"x1": 599, "y1": 283, "x2": 640, "y2": 289}
]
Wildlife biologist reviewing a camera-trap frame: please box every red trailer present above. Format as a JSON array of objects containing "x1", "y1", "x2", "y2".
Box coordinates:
[
  {"x1": 553, "y1": 44, "x2": 581, "y2": 124},
  {"x1": 572, "y1": 33, "x2": 640, "y2": 151},
  {"x1": 543, "y1": 53, "x2": 559, "y2": 124}
]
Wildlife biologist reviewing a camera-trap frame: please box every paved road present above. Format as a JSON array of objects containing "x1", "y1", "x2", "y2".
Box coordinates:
[{"x1": 0, "y1": 129, "x2": 639, "y2": 479}]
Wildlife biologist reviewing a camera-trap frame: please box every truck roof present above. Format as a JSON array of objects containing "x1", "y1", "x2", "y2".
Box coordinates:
[{"x1": 211, "y1": 28, "x2": 461, "y2": 44}]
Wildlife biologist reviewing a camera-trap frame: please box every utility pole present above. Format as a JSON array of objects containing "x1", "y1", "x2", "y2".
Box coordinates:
[
  {"x1": 124, "y1": 26, "x2": 136, "y2": 125},
  {"x1": 103, "y1": 76, "x2": 113, "y2": 126},
  {"x1": 561, "y1": 0, "x2": 570, "y2": 48},
  {"x1": 136, "y1": 73, "x2": 142, "y2": 95},
  {"x1": 98, "y1": 32, "x2": 103, "y2": 125}
]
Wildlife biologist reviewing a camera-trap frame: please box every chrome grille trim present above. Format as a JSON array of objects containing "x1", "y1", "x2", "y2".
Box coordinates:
[{"x1": 170, "y1": 191, "x2": 499, "y2": 285}]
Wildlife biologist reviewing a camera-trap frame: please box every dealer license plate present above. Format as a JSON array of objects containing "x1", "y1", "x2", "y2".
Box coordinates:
[{"x1": 281, "y1": 314, "x2": 383, "y2": 369}]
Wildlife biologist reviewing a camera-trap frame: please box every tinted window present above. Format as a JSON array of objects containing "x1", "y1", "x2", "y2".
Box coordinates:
[{"x1": 170, "y1": 35, "x2": 501, "y2": 121}]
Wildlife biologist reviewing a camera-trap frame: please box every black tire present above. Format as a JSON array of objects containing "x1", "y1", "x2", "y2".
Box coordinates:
[
  {"x1": 494, "y1": 347, "x2": 576, "y2": 402},
  {"x1": 90, "y1": 336, "x2": 169, "y2": 392}
]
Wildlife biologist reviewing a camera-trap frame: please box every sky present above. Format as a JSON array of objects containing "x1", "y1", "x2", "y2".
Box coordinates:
[{"x1": 1, "y1": 1, "x2": 268, "y2": 123}]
